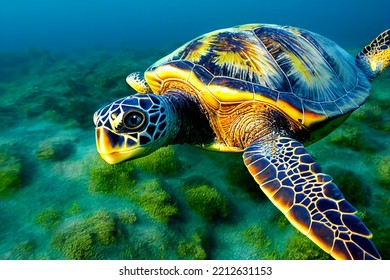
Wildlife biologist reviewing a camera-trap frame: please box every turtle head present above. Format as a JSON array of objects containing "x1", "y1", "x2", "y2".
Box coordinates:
[{"x1": 93, "y1": 94, "x2": 175, "y2": 164}]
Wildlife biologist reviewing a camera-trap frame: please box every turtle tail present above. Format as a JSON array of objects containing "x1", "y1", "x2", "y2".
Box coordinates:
[{"x1": 356, "y1": 29, "x2": 390, "y2": 81}]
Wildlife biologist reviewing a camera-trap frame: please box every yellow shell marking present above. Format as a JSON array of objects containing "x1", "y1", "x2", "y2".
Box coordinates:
[
  {"x1": 211, "y1": 30, "x2": 288, "y2": 89},
  {"x1": 277, "y1": 102, "x2": 300, "y2": 123},
  {"x1": 182, "y1": 37, "x2": 212, "y2": 63},
  {"x1": 145, "y1": 64, "x2": 189, "y2": 93},
  {"x1": 207, "y1": 83, "x2": 253, "y2": 104},
  {"x1": 145, "y1": 53, "x2": 326, "y2": 129},
  {"x1": 288, "y1": 52, "x2": 313, "y2": 82},
  {"x1": 146, "y1": 64, "x2": 222, "y2": 110}
]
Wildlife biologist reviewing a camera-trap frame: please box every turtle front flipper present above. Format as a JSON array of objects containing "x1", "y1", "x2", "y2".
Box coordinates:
[
  {"x1": 243, "y1": 136, "x2": 381, "y2": 260},
  {"x1": 126, "y1": 72, "x2": 153, "y2": 93}
]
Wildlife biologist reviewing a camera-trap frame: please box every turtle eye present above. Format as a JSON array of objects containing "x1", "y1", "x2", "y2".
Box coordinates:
[{"x1": 123, "y1": 110, "x2": 146, "y2": 130}]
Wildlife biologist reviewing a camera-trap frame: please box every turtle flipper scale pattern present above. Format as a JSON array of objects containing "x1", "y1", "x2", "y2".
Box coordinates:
[{"x1": 243, "y1": 137, "x2": 381, "y2": 260}]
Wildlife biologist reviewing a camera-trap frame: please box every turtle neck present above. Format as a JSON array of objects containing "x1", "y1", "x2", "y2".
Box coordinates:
[{"x1": 162, "y1": 91, "x2": 216, "y2": 146}]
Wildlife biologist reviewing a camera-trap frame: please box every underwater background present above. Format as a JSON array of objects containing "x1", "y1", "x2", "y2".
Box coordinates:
[{"x1": 0, "y1": 0, "x2": 389, "y2": 260}]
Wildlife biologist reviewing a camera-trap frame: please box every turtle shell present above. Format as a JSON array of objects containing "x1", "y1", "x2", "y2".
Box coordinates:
[{"x1": 144, "y1": 24, "x2": 371, "y2": 129}]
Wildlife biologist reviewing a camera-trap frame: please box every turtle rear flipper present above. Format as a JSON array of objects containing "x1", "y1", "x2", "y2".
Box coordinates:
[
  {"x1": 243, "y1": 136, "x2": 381, "y2": 260},
  {"x1": 356, "y1": 29, "x2": 390, "y2": 80}
]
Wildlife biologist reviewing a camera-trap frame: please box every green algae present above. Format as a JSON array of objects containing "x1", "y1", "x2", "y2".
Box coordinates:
[
  {"x1": 54, "y1": 231, "x2": 95, "y2": 260},
  {"x1": 134, "y1": 146, "x2": 180, "y2": 176},
  {"x1": 65, "y1": 202, "x2": 82, "y2": 215},
  {"x1": 88, "y1": 157, "x2": 137, "y2": 195},
  {"x1": 241, "y1": 224, "x2": 280, "y2": 260},
  {"x1": 178, "y1": 241, "x2": 207, "y2": 260},
  {"x1": 375, "y1": 156, "x2": 390, "y2": 189},
  {"x1": 182, "y1": 183, "x2": 229, "y2": 221},
  {"x1": 9, "y1": 241, "x2": 36, "y2": 260},
  {"x1": 241, "y1": 224, "x2": 278, "y2": 259},
  {"x1": 117, "y1": 210, "x2": 137, "y2": 225},
  {"x1": 242, "y1": 225, "x2": 271, "y2": 249},
  {"x1": 36, "y1": 138, "x2": 74, "y2": 160},
  {"x1": 351, "y1": 102, "x2": 383, "y2": 124},
  {"x1": 178, "y1": 233, "x2": 207, "y2": 260},
  {"x1": 89, "y1": 156, "x2": 178, "y2": 223},
  {"x1": 0, "y1": 150, "x2": 23, "y2": 195},
  {"x1": 51, "y1": 211, "x2": 118, "y2": 259},
  {"x1": 35, "y1": 208, "x2": 62, "y2": 230},
  {"x1": 328, "y1": 124, "x2": 381, "y2": 153},
  {"x1": 132, "y1": 180, "x2": 178, "y2": 223},
  {"x1": 275, "y1": 214, "x2": 290, "y2": 230},
  {"x1": 282, "y1": 231, "x2": 331, "y2": 260}
]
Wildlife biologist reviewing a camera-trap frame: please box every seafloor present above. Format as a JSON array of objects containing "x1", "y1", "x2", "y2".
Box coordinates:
[{"x1": 0, "y1": 47, "x2": 389, "y2": 260}]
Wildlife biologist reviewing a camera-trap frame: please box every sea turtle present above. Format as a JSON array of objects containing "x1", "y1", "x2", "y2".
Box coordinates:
[{"x1": 93, "y1": 24, "x2": 389, "y2": 260}]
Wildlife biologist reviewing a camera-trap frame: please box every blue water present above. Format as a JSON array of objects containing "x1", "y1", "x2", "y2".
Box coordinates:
[
  {"x1": 1, "y1": 0, "x2": 389, "y2": 52},
  {"x1": 0, "y1": 0, "x2": 389, "y2": 261}
]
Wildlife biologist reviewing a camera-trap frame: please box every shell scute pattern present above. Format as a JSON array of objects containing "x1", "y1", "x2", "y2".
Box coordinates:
[
  {"x1": 192, "y1": 64, "x2": 214, "y2": 86},
  {"x1": 288, "y1": 26, "x2": 359, "y2": 92},
  {"x1": 146, "y1": 24, "x2": 371, "y2": 127}
]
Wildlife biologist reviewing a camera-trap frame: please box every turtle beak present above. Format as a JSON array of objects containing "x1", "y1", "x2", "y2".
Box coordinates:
[
  {"x1": 100, "y1": 151, "x2": 132, "y2": 165},
  {"x1": 96, "y1": 127, "x2": 126, "y2": 164},
  {"x1": 95, "y1": 127, "x2": 144, "y2": 164}
]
